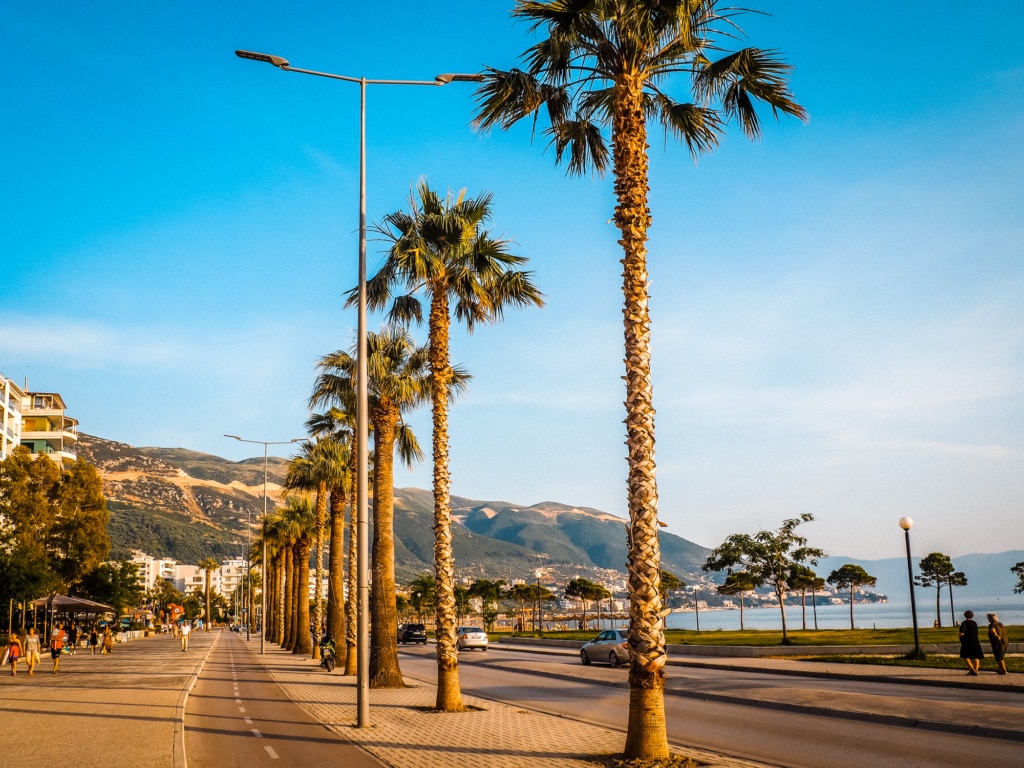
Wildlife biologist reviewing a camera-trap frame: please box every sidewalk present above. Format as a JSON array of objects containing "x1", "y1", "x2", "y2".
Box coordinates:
[
  {"x1": 0, "y1": 630, "x2": 214, "y2": 768},
  {"x1": 241, "y1": 636, "x2": 777, "y2": 768}
]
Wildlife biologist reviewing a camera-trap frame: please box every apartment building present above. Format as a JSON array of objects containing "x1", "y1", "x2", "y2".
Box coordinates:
[
  {"x1": 20, "y1": 390, "x2": 79, "y2": 466},
  {"x1": 130, "y1": 552, "x2": 180, "y2": 592},
  {"x1": 1, "y1": 374, "x2": 25, "y2": 460}
]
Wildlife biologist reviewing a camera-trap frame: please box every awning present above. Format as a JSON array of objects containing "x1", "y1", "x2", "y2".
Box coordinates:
[{"x1": 30, "y1": 594, "x2": 116, "y2": 613}]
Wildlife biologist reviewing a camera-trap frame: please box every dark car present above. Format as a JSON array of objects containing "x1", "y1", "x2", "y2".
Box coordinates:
[
  {"x1": 397, "y1": 623, "x2": 427, "y2": 645},
  {"x1": 579, "y1": 629, "x2": 630, "y2": 667}
]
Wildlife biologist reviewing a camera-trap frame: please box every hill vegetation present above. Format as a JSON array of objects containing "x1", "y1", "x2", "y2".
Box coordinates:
[{"x1": 75, "y1": 433, "x2": 711, "y2": 582}]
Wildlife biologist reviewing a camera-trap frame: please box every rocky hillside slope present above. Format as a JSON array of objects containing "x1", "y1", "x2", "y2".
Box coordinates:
[{"x1": 76, "y1": 433, "x2": 711, "y2": 582}]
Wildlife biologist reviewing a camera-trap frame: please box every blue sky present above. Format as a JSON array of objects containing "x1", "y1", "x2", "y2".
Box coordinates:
[{"x1": 2, "y1": 2, "x2": 1022, "y2": 563}]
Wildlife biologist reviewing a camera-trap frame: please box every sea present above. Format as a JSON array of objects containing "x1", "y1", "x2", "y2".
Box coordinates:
[{"x1": 662, "y1": 596, "x2": 1024, "y2": 632}]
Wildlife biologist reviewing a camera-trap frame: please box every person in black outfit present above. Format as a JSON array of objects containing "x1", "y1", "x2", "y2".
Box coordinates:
[{"x1": 959, "y1": 610, "x2": 984, "y2": 675}]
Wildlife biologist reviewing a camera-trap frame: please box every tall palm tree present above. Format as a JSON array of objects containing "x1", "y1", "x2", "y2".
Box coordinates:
[
  {"x1": 198, "y1": 557, "x2": 220, "y2": 630},
  {"x1": 314, "y1": 326, "x2": 429, "y2": 688},
  {"x1": 306, "y1": 409, "x2": 356, "y2": 668},
  {"x1": 275, "y1": 495, "x2": 315, "y2": 654},
  {"x1": 284, "y1": 438, "x2": 349, "y2": 659},
  {"x1": 366, "y1": 181, "x2": 543, "y2": 710},
  {"x1": 473, "y1": 2, "x2": 805, "y2": 756}
]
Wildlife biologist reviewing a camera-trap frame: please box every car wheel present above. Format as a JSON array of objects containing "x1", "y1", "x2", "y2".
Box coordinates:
[
  {"x1": 580, "y1": 649, "x2": 591, "y2": 665},
  {"x1": 609, "y1": 652, "x2": 621, "y2": 668},
  {"x1": 482, "y1": 647, "x2": 488, "y2": 652}
]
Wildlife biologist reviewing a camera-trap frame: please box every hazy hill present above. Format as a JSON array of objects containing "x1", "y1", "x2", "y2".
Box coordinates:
[
  {"x1": 75, "y1": 433, "x2": 711, "y2": 582},
  {"x1": 75, "y1": 433, "x2": 1022, "y2": 599}
]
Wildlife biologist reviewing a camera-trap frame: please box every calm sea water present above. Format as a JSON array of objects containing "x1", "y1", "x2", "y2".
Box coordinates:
[{"x1": 662, "y1": 596, "x2": 1024, "y2": 632}]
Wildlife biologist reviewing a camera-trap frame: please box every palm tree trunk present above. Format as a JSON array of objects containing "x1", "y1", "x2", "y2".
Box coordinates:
[
  {"x1": 369, "y1": 405, "x2": 404, "y2": 688},
  {"x1": 429, "y1": 293, "x2": 463, "y2": 711},
  {"x1": 327, "y1": 486, "x2": 347, "y2": 649},
  {"x1": 613, "y1": 74, "x2": 667, "y2": 761},
  {"x1": 283, "y1": 545, "x2": 295, "y2": 649},
  {"x1": 311, "y1": 481, "x2": 328, "y2": 659},
  {"x1": 294, "y1": 537, "x2": 312, "y2": 655},
  {"x1": 274, "y1": 551, "x2": 286, "y2": 646},
  {"x1": 344, "y1": 472, "x2": 358, "y2": 675}
]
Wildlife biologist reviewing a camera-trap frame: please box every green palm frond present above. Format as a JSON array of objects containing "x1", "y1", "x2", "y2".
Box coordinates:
[
  {"x1": 649, "y1": 94, "x2": 723, "y2": 157},
  {"x1": 547, "y1": 117, "x2": 609, "y2": 175}
]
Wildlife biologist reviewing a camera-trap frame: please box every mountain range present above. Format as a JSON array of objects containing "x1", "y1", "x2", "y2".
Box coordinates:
[{"x1": 75, "y1": 433, "x2": 1023, "y2": 601}]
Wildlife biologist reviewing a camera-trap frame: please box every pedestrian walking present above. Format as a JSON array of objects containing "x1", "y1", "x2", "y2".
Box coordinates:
[
  {"x1": 88, "y1": 625, "x2": 99, "y2": 654},
  {"x1": 180, "y1": 621, "x2": 191, "y2": 652},
  {"x1": 3, "y1": 632, "x2": 23, "y2": 676},
  {"x1": 24, "y1": 627, "x2": 41, "y2": 675},
  {"x1": 959, "y1": 610, "x2": 984, "y2": 676},
  {"x1": 50, "y1": 622, "x2": 66, "y2": 673},
  {"x1": 101, "y1": 626, "x2": 114, "y2": 655},
  {"x1": 67, "y1": 624, "x2": 79, "y2": 655},
  {"x1": 987, "y1": 612, "x2": 1009, "y2": 675}
]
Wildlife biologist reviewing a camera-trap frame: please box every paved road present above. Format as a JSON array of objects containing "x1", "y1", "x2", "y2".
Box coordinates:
[
  {"x1": 185, "y1": 632, "x2": 382, "y2": 768},
  {"x1": 397, "y1": 643, "x2": 1024, "y2": 768}
]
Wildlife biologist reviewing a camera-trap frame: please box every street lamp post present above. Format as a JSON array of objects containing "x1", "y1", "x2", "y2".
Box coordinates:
[
  {"x1": 225, "y1": 435, "x2": 301, "y2": 652},
  {"x1": 235, "y1": 49, "x2": 481, "y2": 728},
  {"x1": 692, "y1": 585, "x2": 701, "y2": 633},
  {"x1": 899, "y1": 516, "x2": 923, "y2": 658}
]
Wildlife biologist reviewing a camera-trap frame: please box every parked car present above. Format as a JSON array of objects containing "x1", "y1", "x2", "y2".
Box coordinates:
[
  {"x1": 455, "y1": 626, "x2": 488, "y2": 652},
  {"x1": 579, "y1": 629, "x2": 629, "y2": 667},
  {"x1": 397, "y1": 623, "x2": 427, "y2": 645}
]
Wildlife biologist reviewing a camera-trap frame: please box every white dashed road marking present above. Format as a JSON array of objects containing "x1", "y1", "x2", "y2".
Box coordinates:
[{"x1": 264, "y1": 746, "x2": 279, "y2": 759}]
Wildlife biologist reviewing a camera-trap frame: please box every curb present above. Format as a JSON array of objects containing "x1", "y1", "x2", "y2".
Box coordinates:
[
  {"x1": 476, "y1": 654, "x2": 1024, "y2": 744},
  {"x1": 173, "y1": 631, "x2": 220, "y2": 768}
]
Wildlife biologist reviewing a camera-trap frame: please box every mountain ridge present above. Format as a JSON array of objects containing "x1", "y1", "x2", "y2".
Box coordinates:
[{"x1": 74, "y1": 433, "x2": 1023, "y2": 601}]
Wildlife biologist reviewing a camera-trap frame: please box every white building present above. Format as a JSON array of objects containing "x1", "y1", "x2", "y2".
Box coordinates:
[
  {"x1": 20, "y1": 390, "x2": 79, "y2": 466},
  {"x1": 1, "y1": 374, "x2": 25, "y2": 460}
]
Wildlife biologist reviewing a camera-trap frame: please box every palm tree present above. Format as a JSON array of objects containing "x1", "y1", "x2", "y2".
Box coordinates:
[
  {"x1": 474, "y1": 2, "x2": 806, "y2": 757},
  {"x1": 275, "y1": 495, "x2": 315, "y2": 654},
  {"x1": 314, "y1": 326, "x2": 429, "y2": 688},
  {"x1": 306, "y1": 407, "x2": 359, "y2": 673},
  {"x1": 198, "y1": 558, "x2": 220, "y2": 630},
  {"x1": 365, "y1": 181, "x2": 543, "y2": 710},
  {"x1": 284, "y1": 438, "x2": 349, "y2": 659}
]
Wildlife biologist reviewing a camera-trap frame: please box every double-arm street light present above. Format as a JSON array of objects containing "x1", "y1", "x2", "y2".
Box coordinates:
[
  {"x1": 235, "y1": 49, "x2": 482, "y2": 727},
  {"x1": 225, "y1": 435, "x2": 301, "y2": 652}
]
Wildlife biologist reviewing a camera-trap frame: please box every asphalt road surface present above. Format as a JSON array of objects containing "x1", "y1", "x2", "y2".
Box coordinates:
[
  {"x1": 397, "y1": 643, "x2": 1024, "y2": 768},
  {"x1": 186, "y1": 632, "x2": 381, "y2": 768}
]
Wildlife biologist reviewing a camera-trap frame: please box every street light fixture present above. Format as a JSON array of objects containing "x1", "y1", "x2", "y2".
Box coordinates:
[
  {"x1": 225, "y1": 434, "x2": 301, "y2": 652},
  {"x1": 235, "y1": 49, "x2": 482, "y2": 728},
  {"x1": 899, "y1": 516, "x2": 923, "y2": 659}
]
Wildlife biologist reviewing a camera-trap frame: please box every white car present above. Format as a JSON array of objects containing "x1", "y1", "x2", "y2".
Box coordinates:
[{"x1": 456, "y1": 626, "x2": 488, "y2": 651}]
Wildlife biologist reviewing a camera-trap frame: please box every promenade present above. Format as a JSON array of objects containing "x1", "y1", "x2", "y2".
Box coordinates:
[{"x1": 1, "y1": 629, "x2": 1021, "y2": 768}]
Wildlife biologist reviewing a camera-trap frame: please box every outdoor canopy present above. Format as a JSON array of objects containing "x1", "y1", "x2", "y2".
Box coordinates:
[{"x1": 30, "y1": 594, "x2": 115, "y2": 613}]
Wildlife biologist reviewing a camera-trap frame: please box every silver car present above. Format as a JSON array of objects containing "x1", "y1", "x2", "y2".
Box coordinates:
[
  {"x1": 579, "y1": 629, "x2": 630, "y2": 667},
  {"x1": 456, "y1": 626, "x2": 488, "y2": 651}
]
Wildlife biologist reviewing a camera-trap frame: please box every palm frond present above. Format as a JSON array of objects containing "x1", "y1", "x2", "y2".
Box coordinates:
[
  {"x1": 546, "y1": 117, "x2": 610, "y2": 176},
  {"x1": 650, "y1": 94, "x2": 723, "y2": 157}
]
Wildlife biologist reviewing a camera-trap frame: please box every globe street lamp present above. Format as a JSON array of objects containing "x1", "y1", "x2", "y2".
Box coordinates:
[
  {"x1": 225, "y1": 435, "x2": 301, "y2": 652},
  {"x1": 899, "y1": 516, "x2": 923, "y2": 658},
  {"x1": 234, "y1": 50, "x2": 482, "y2": 728}
]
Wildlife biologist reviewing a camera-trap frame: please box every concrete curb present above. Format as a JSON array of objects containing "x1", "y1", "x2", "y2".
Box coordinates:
[
  {"x1": 479, "y1": 655, "x2": 1024, "y2": 743},
  {"x1": 173, "y1": 631, "x2": 220, "y2": 768}
]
